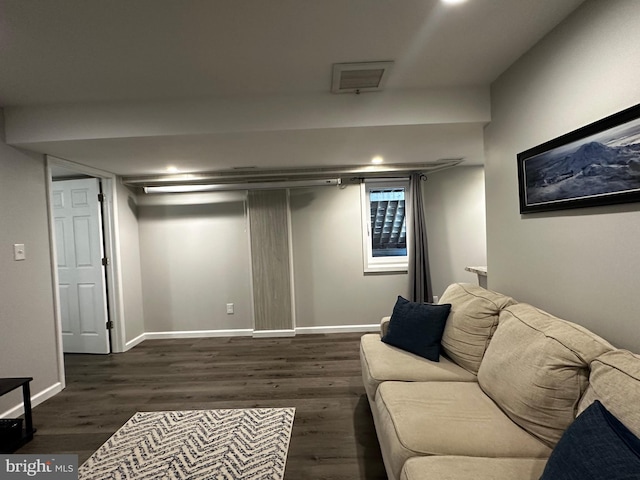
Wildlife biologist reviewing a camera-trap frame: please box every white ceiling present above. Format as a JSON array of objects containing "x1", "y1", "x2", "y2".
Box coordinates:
[{"x1": 0, "y1": 0, "x2": 585, "y2": 176}]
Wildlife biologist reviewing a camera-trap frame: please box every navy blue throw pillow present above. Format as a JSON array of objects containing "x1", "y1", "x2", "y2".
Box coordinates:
[
  {"x1": 381, "y1": 296, "x2": 451, "y2": 362},
  {"x1": 540, "y1": 400, "x2": 640, "y2": 480}
]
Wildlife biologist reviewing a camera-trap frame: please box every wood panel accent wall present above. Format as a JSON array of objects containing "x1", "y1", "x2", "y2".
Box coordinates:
[{"x1": 248, "y1": 190, "x2": 293, "y2": 332}]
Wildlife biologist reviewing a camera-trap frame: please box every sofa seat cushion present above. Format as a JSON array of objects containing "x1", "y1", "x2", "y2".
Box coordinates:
[
  {"x1": 400, "y1": 456, "x2": 548, "y2": 480},
  {"x1": 360, "y1": 334, "x2": 476, "y2": 401},
  {"x1": 439, "y1": 283, "x2": 517, "y2": 375},
  {"x1": 578, "y1": 349, "x2": 640, "y2": 438},
  {"x1": 374, "y1": 381, "x2": 551, "y2": 480},
  {"x1": 477, "y1": 303, "x2": 613, "y2": 448}
]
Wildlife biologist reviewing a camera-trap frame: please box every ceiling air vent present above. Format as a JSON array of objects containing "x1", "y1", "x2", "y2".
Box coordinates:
[{"x1": 331, "y1": 61, "x2": 394, "y2": 94}]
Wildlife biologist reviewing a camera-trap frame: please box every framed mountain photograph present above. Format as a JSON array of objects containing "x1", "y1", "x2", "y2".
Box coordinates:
[{"x1": 517, "y1": 103, "x2": 640, "y2": 213}]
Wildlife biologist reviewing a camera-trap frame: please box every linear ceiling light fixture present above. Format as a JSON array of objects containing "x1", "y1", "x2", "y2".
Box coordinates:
[
  {"x1": 125, "y1": 160, "x2": 464, "y2": 191},
  {"x1": 143, "y1": 178, "x2": 341, "y2": 194}
]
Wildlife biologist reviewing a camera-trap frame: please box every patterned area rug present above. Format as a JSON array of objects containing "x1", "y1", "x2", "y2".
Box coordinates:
[{"x1": 78, "y1": 408, "x2": 295, "y2": 480}]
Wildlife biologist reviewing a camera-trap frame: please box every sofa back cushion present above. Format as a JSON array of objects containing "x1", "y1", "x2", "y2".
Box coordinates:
[
  {"x1": 477, "y1": 303, "x2": 613, "y2": 447},
  {"x1": 578, "y1": 349, "x2": 640, "y2": 438},
  {"x1": 439, "y1": 283, "x2": 516, "y2": 374}
]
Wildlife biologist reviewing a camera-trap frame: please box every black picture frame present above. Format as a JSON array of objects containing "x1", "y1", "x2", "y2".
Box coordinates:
[{"x1": 517, "y1": 103, "x2": 640, "y2": 214}]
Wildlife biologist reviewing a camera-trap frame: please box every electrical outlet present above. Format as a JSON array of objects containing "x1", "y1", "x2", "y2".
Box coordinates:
[
  {"x1": 14, "y1": 244, "x2": 26, "y2": 261},
  {"x1": 226, "y1": 303, "x2": 234, "y2": 314}
]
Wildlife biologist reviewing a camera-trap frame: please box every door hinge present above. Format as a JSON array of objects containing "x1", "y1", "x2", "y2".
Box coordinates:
[
  {"x1": 106, "y1": 320, "x2": 114, "y2": 330},
  {"x1": 98, "y1": 193, "x2": 105, "y2": 202},
  {"x1": 102, "y1": 257, "x2": 110, "y2": 266}
]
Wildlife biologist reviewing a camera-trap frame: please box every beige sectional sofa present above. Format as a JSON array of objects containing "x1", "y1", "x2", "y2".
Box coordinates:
[{"x1": 360, "y1": 283, "x2": 640, "y2": 480}]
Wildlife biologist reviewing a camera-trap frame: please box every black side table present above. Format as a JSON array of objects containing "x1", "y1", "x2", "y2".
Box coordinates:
[{"x1": 0, "y1": 377, "x2": 35, "y2": 453}]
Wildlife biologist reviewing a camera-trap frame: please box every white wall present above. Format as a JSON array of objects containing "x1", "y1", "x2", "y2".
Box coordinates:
[
  {"x1": 0, "y1": 115, "x2": 60, "y2": 413},
  {"x1": 137, "y1": 192, "x2": 253, "y2": 333},
  {"x1": 116, "y1": 181, "x2": 145, "y2": 344},
  {"x1": 290, "y1": 184, "x2": 408, "y2": 328},
  {"x1": 423, "y1": 166, "x2": 487, "y2": 298},
  {"x1": 484, "y1": 0, "x2": 640, "y2": 351}
]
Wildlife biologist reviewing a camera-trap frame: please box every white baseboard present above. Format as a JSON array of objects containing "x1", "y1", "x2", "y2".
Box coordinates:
[
  {"x1": 295, "y1": 324, "x2": 380, "y2": 335},
  {"x1": 0, "y1": 382, "x2": 63, "y2": 419},
  {"x1": 144, "y1": 329, "x2": 254, "y2": 340},
  {"x1": 124, "y1": 332, "x2": 146, "y2": 351},
  {"x1": 252, "y1": 329, "x2": 296, "y2": 338},
  {"x1": 140, "y1": 325, "x2": 378, "y2": 341}
]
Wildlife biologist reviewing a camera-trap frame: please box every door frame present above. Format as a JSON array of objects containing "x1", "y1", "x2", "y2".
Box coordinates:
[{"x1": 46, "y1": 156, "x2": 126, "y2": 388}]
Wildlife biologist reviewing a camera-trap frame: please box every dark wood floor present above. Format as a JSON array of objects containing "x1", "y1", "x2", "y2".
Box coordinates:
[{"x1": 17, "y1": 333, "x2": 387, "y2": 479}]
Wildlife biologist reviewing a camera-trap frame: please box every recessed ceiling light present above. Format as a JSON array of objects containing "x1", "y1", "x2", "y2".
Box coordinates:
[
  {"x1": 166, "y1": 166, "x2": 179, "y2": 173},
  {"x1": 442, "y1": 0, "x2": 467, "y2": 5},
  {"x1": 371, "y1": 156, "x2": 384, "y2": 164}
]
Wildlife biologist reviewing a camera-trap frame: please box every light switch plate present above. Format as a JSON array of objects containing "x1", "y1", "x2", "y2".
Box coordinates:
[
  {"x1": 14, "y1": 244, "x2": 26, "y2": 261},
  {"x1": 226, "y1": 303, "x2": 234, "y2": 314}
]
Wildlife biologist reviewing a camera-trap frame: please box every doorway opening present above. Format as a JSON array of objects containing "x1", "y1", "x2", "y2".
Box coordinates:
[{"x1": 46, "y1": 156, "x2": 125, "y2": 388}]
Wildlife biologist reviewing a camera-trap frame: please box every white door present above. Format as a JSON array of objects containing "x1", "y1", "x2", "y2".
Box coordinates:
[{"x1": 52, "y1": 178, "x2": 110, "y2": 354}]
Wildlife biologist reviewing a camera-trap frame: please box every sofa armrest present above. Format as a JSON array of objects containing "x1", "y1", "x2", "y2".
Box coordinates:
[{"x1": 380, "y1": 316, "x2": 391, "y2": 337}]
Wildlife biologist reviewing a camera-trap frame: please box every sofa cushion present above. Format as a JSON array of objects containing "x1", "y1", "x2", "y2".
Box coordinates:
[
  {"x1": 540, "y1": 400, "x2": 640, "y2": 480},
  {"x1": 477, "y1": 303, "x2": 613, "y2": 447},
  {"x1": 578, "y1": 349, "x2": 640, "y2": 438},
  {"x1": 381, "y1": 296, "x2": 451, "y2": 361},
  {"x1": 439, "y1": 283, "x2": 516, "y2": 374},
  {"x1": 360, "y1": 334, "x2": 476, "y2": 401},
  {"x1": 401, "y1": 456, "x2": 548, "y2": 480},
  {"x1": 380, "y1": 316, "x2": 391, "y2": 337},
  {"x1": 374, "y1": 381, "x2": 551, "y2": 480}
]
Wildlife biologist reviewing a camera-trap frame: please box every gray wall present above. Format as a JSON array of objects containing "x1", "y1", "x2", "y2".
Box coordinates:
[
  {"x1": 423, "y1": 166, "x2": 487, "y2": 298},
  {"x1": 0, "y1": 116, "x2": 60, "y2": 412},
  {"x1": 484, "y1": 0, "x2": 640, "y2": 351},
  {"x1": 290, "y1": 176, "x2": 487, "y2": 327},
  {"x1": 136, "y1": 177, "x2": 487, "y2": 333},
  {"x1": 290, "y1": 184, "x2": 408, "y2": 327},
  {"x1": 137, "y1": 192, "x2": 253, "y2": 333},
  {"x1": 116, "y1": 181, "x2": 145, "y2": 344}
]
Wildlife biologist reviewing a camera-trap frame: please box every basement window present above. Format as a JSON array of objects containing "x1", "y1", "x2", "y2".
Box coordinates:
[{"x1": 361, "y1": 180, "x2": 409, "y2": 273}]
